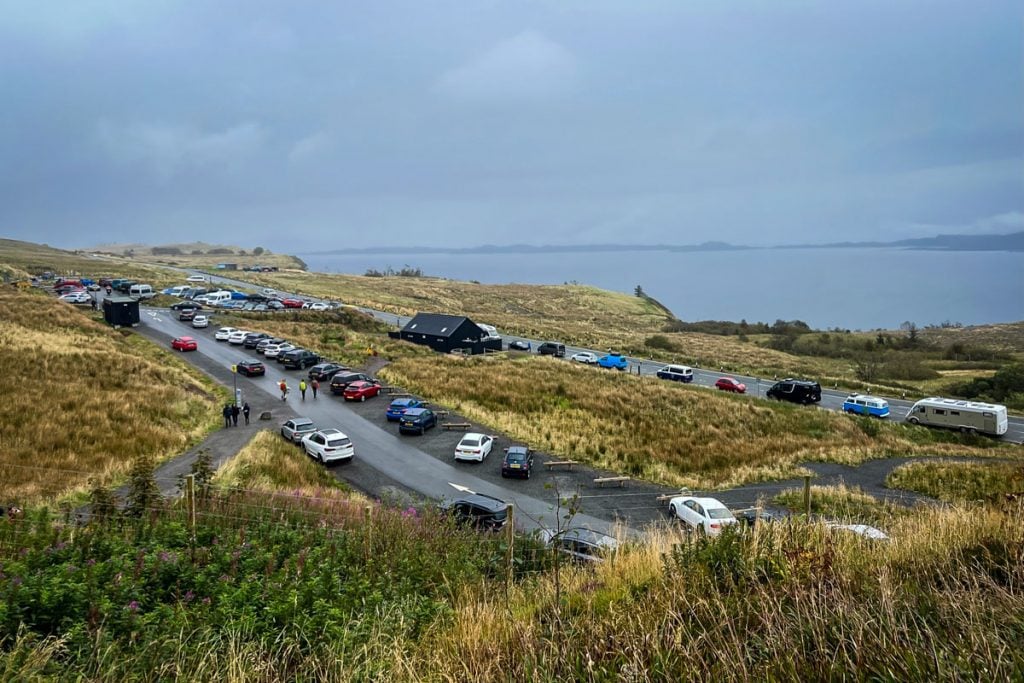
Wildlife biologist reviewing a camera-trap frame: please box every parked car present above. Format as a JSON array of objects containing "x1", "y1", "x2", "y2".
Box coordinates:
[
  {"x1": 236, "y1": 360, "x2": 266, "y2": 377},
  {"x1": 668, "y1": 496, "x2": 738, "y2": 535},
  {"x1": 597, "y1": 353, "x2": 628, "y2": 370},
  {"x1": 537, "y1": 342, "x2": 566, "y2": 357},
  {"x1": 330, "y1": 371, "x2": 374, "y2": 394},
  {"x1": 736, "y1": 509, "x2": 777, "y2": 528},
  {"x1": 214, "y1": 327, "x2": 237, "y2": 341},
  {"x1": 186, "y1": 275, "x2": 208, "y2": 283},
  {"x1": 266, "y1": 300, "x2": 284, "y2": 310},
  {"x1": 171, "y1": 336, "x2": 198, "y2": 352},
  {"x1": 307, "y1": 302, "x2": 329, "y2": 311},
  {"x1": 767, "y1": 379, "x2": 822, "y2": 404},
  {"x1": 398, "y1": 407, "x2": 437, "y2": 435},
  {"x1": 387, "y1": 398, "x2": 423, "y2": 421},
  {"x1": 59, "y1": 291, "x2": 91, "y2": 304},
  {"x1": 501, "y1": 445, "x2": 534, "y2": 479},
  {"x1": 842, "y1": 394, "x2": 890, "y2": 418},
  {"x1": 439, "y1": 493, "x2": 508, "y2": 532},
  {"x1": 508, "y1": 340, "x2": 531, "y2": 351},
  {"x1": 281, "y1": 349, "x2": 321, "y2": 370},
  {"x1": 178, "y1": 309, "x2": 197, "y2": 322},
  {"x1": 570, "y1": 351, "x2": 598, "y2": 364},
  {"x1": 344, "y1": 380, "x2": 382, "y2": 402},
  {"x1": 657, "y1": 365, "x2": 694, "y2": 383},
  {"x1": 281, "y1": 417, "x2": 316, "y2": 443},
  {"x1": 242, "y1": 332, "x2": 272, "y2": 349},
  {"x1": 714, "y1": 377, "x2": 746, "y2": 393},
  {"x1": 256, "y1": 337, "x2": 285, "y2": 354},
  {"x1": 454, "y1": 433, "x2": 494, "y2": 462},
  {"x1": 539, "y1": 527, "x2": 619, "y2": 564},
  {"x1": 191, "y1": 315, "x2": 209, "y2": 329},
  {"x1": 281, "y1": 298, "x2": 304, "y2": 308},
  {"x1": 264, "y1": 342, "x2": 296, "y2": 359},
  {"x1": 301, "y1": 429, "x2": 354, "y2": 464},
  {"x1": 308, "y1": 363, "x2": 346, "y2": 382}
]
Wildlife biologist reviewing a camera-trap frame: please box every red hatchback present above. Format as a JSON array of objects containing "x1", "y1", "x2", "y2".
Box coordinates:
[
  {"x1": 171, "y1": 336, "x2": 198, "y2": 352},
  {"x1": 281, "y1": 298, "x2": 304, "y2": 308},
  {"x1": 343, "y1": 380, "x2": 382, "y2": 402},
  {"x1": 715, "y1": 377, "x2": 746, "y2": 393}
]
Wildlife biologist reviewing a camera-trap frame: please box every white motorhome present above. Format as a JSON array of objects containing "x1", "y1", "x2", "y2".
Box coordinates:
[
  {"x1": 477, "y1": 323, "x2": 500, "y2": 341},
  {"x1": 197, "y1": 290, "x2": 232, "y2": 306},
  {"x1": 906, "y1": 397, "x2": 1008, "y2": 436}
]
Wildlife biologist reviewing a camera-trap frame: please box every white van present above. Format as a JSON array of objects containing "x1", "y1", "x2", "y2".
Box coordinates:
[
  {"x1": 656, "y1": 364, "x2": 694, "y2": 383},
  {"x1": 128, "y1": 284, "x2": 155, "y2": 299},
  {"x1": 201, "y1": 291, "x2": 233, "y2": 306}
]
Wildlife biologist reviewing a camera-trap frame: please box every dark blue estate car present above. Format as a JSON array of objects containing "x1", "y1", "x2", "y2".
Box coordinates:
[{"x1": 398, "y1": 408, "x2": 436, "y2": 435}]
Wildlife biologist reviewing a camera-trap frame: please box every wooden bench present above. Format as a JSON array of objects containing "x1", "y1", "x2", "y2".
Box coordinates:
[
  {"x1": 544, "y1": 460, "x2": 579, "y2": 470},
  {"x1": 385, "y1": 388, "x2": 412, "y2": 396},
  {"x1": 594, "y1": 476, "x2": 630, "y2": 488},
  {"x1": 442, "y1": 422, "x2": 472, "y2": 431}
]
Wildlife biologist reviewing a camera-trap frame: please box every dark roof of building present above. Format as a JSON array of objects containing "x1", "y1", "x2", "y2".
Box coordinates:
[
  {"x1": 104, "y1": 296, "x2": 139, "y2": 304},
  {"x1": 401, "y1": 312, "x2": 477, "y2": 338}
]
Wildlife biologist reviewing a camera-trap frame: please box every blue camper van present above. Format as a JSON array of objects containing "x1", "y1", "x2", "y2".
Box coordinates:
[{"x1": 842, "y1": 394, "x2": 890, "y2": 418}]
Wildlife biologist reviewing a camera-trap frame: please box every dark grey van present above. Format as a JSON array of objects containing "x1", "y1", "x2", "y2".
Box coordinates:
[{"x1": 537, "y1": 342, "x2": 566, "y2": 358}]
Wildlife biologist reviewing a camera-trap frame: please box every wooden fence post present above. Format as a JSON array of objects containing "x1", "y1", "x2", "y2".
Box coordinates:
[
  {"x1": 505, "y1": 503, "x2": 515, "y2": 584},
  {"x1": 803, "y1": 476, "x2": 812, "y2": 517},
  {"x1": 185, "y1": 474, "x2": 196, "y2": 538}
]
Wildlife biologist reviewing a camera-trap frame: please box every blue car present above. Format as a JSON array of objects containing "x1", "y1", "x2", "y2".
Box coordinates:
[
  {"x1": 597, "y1": 353, "x2": 628, "y2": 371},
  {"x1": 842, "y1": 394, "x2": 890, "y2": 418},
  {"x1": 386, "y1": 398, "x2": 423, "y2": 422}
]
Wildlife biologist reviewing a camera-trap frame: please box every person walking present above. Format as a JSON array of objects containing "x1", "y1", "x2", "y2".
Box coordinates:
[
  {"x1": 311, "y1": 378, "x2": 319, "y2": 399},
  {"x1": 299, "y1": 379, "x2": 307, "y2": 401},
  {"x1": 242, "y1": 402, "x2": 251, "y2": 425},
  {"x1": 231, "y1": 403, "x2": 240, "y2": 427},
  {"x1": 279, "y1": 379, "x2": 288, "y2": 401},
  {"x1": 222, "y1": 404, "x2": 232, "y2": 428}
]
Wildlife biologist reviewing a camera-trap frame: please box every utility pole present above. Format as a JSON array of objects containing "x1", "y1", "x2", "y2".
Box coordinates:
[{"x1": 505, "y1": 503, "x2": 515, "y2": 586}]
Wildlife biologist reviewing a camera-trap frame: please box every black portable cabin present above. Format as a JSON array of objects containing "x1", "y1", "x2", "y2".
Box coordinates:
[
  {"x1": 394, "y1": 312, "x2": 501, "y2": 355},
  {"x1": 103, "y1": 296, "x2": 140, "y2": 328}
]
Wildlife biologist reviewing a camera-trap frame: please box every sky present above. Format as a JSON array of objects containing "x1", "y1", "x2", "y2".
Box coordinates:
[{"x1": 1, "y1": 0, "x2": 1022, "y2": 252}]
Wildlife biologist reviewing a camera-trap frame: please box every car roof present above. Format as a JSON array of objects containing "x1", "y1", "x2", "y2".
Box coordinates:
[
  {"x1": 457, "y1": 493, "x2": 506, "y2": 511},
  {"x1": 403, "y1": 407, "x2": 430, "y2": 416},
  {"x1": 391, "y1": 398, "x2": 418, "y2": 406},
  {"x1": 177, "y1": 336, "x2": 195, "y2": 342},
  {"x1": 346, "y1": 381, "x2": 371, "y2": 387},
  {"x1": 461, "y1": 432, "x2": 486, "y2": 440},
  {"x1": 318, "y1": 428, "x2": 344, "y2": 437},
  {"x1": 551, "y1": 527, "x2": 619, "y2": 549},
  {"x1": 291, "y1": 418, "x2": 314, "y2": 426},
  {"x1": 506, "y1": 445, "x2": 529, "y2": 454},
  {"x1": 672, "y1": 495, "x2": 728, "y2": 509}
]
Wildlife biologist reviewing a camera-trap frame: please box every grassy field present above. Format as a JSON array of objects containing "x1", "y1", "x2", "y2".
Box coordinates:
[
  {"x1": 87, "y1": 241, "x2": 305, "y2": 270},
  {"x1": 0, "y1": 238, "x2": 181, "y2": 288},
  {"x1": 773, "y1": 484, "x2": 910, "y2": 527},
  {"x1": 0, "y1": 491, "x2": 1020, "y2": 680},
  {"x1": 886, "y1": 460, "x2": 1024, "y2": 503},
  {"x1": 0, "y1": 288, "x2": 222, "y2": 503},
  {"x1": 380, "y1": 354, "x2": 1019, "y2": 489}
]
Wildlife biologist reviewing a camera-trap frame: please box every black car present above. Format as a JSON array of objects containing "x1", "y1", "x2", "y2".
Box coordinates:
[
  {"x1": 736, "y1": 509, "x2": 776, "y2": 527},
  {"x1": 501, "y1": 445, "x2": 534, "y2": 479},
  {"x1": 508, "y1": 340, "x2": 531, "y2": 351},
  {"x1": 178, "y1": 309, "x2": 197, "y2": 321},
  {"x1": 330, "y1": 371, "x2": 373, "y2": 394},
  {"x1": 537, "y1": 342, "x2": 565, "y2": 357},
  {"x1": 281, "y1": 349, "x2": 321, "y2": 370},
  {"x1": 236, "y1": 360, "x2": 266, "y2": 377},
  {"x1": 766, "y1": 379, "x2": 822, "y2": 404},
  {"x1": 440, "y1": 494, "x2": 509, "y2": 532},
  {"x1": 255, "y1": 337, "x2": 286, "y2": 354},
  {"x1": 242, "y1": 332, "x2": 272, "y2": 349},
  {"x1": 170, "y1": 301, "x2": 203, "y2": 311},
  {"x1": 309, "y1": 363, "x2": 346, "y2": 382},
  {"x1": 398, "y1": 407, "x2": 437, "y2": 435}
]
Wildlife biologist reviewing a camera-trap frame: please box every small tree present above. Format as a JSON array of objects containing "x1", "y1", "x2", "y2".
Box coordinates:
[
  {"x1": 634, "y1": 285, "x2": 645, "y2": 298},
  {"x1": 252, "y1": 246, "x2": 265, "y2": 256},
  {"x1": 124, "y1": 455, "x2": 161, "y2": 518},
  {"x1": 88, "y1": 477, "x2": 118, "y2": 523}
]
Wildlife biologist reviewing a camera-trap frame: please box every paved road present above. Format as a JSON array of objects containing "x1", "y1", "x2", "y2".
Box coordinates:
[
  {"x1": 184, "y1": 268, "x2": 1024, "y2": 444},
  {"x1": 143, "y1": 307, "x2": 631, "y2": 536}
]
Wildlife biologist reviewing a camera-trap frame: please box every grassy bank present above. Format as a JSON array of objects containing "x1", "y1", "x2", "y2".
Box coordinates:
[
  {"x1": 89, "y1": 241, "x2": 306, "y2": 270},
  {"x1": 773, "y1": 484, "x2": 910, "y2": 527},
  {"x1": 0, "y1": 289, "x2": 222, "y2": 503},
  {"x1": 887, "y1": 459, "x2": 1024, "y2": 502},
  {"x1": 380, "y1": 354, "x2": 1019, "y2": 489},
  {"x1": 0, "y1": 238, "x2": 182, "y2": 288},
  {"x1": 0, "y1": 494, "x2": 1020, "y2": 680}
]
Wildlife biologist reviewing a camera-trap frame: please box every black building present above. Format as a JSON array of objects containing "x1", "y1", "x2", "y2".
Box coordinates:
[
  {"x1": 102, "y1": 296, "x2": 140, "y2": 328},
  {"x1": 392, "y1": 312, "x2": 501, "y2": 355}
]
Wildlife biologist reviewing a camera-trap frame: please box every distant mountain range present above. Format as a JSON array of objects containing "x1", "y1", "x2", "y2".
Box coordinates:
[{"x1": 316, "y1": 231, "x2": 1024, "y2": 256}]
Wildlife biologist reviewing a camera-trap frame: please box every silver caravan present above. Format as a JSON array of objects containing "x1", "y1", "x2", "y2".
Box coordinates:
[{"x1": 906, "y1": 397, "x2": 1008, "y2": 436}]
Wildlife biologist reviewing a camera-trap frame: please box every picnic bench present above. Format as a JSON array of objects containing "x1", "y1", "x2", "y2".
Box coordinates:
[
  {"x1": 442, "y1": 422, "x2": 472, "y2": 431},
  {"x1": 385, "y1": 387, "x2": 411, "y2": 396},
  {"x1": 544, "y1": 460, "x2": 579, "y2": 470},
  {"x1": 593, "y1": 476, "x2": 630, "y2": 488}
]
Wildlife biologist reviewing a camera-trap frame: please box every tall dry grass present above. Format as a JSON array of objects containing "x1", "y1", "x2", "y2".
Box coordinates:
[
  {"x1": 0, "y1": 289, "x2": 221, "y2": 502},
  {"x1": 887, "y1": 459, "x2": 1024, "y2": 503},
  {"x1": 381, "y1": 354, "x2": 1020, "y2": 489}
]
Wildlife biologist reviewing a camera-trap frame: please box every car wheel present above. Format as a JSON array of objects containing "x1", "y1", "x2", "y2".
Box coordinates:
[
  {"x1": 360, "y1": 395, "x2": 366, "y2": 402},
  {"x1": 525, "y1": 469, "x2": 531, "y2": 480},
  {"x1": 501, "y1": 471, "x2": 508, "y2": 478},
  {"x1": 418, "y1": 426, "x2": 424, "y2": 435},
  {"x1": 317, "y1": 452, "x2": 324, "y2": 464},
  {"x1": 908, "y1": 416, "x2": 920, "y2": 425},
  {"x1": 670, "y1": 503, "x2": 678, "y2": 519}
]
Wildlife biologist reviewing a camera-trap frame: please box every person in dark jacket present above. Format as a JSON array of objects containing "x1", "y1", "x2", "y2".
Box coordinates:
[
  {"x1": 231, "y1": 404, "x2": 240, "y2": 427},
  {"x1": 222, "y1": 404, "x2": 232, "y2": 428},
  {"x1": 242, "y1": 402, "x2": 251, "y2": 425}
]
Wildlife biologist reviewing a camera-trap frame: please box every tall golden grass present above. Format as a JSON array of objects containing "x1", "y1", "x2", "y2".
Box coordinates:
[
  {"x1": 0, "y1": 289, "x2": 221, "y2": 502},
  {"x1": 0, "y1": 237, "x2": 181, "y2": 288},
  {"x1": 381, "y1": 355, "x2": 1021, "y2": 489},
  {"x1": 887, "y1": 459, "x2": 1024, "y2": 503}
]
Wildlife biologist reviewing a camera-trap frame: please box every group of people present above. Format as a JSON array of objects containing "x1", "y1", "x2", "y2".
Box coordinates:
[
  {"x1": 222, "y1": 401, "x2": 251, "y2": 427},
  {"x1": 278, "y1": 378, "x2": 319, "y2": 401}
]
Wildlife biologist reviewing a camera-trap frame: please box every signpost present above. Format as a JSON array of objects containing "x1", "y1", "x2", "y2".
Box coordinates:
[{"x1": 230, "y1": 365, "x2": 239, "y2": 406}]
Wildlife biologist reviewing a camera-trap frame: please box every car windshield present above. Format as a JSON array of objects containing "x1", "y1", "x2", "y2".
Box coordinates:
[
  {"x1": 461, "y1": 438, "x2": 480, "y2": 447},
  {"x1": 707, "y1": 507, "x2": 733, "y2": 520}
]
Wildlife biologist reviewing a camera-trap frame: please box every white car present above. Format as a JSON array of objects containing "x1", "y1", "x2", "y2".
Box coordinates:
[
  {"x1": 571, "y1": 352, "x2": 598, "y2": 364},
  {"x1": 454, "y1": 433, "x2": 494, "y2": 462},
  {"x1": 214, "y1": 327, "x2": 237, "y2": 341},
  {"x1": 261, "y1": 288, "x2": 277, "y2": 296},
  {"x1": 186, "y1": 275, "x2": 208, "y2": 283},
  {"x1": 228, "y1": 329, "x2": 250, "y2": 344},
  {"x1": 827, "y1": 523, "x2": 889, "y2": 541},
  {"x1": 668, "y1": 496, "x2": 738, "y2": 535},
  {"x1": 191, "y1": 315, "x2": 209, "y2": 328},
  {"x1": 59, "y1": 291, "x2": 91, "y2": 304},
  {"x1": 308, "y1": 302, "x2": 329, "y2": 311},
  {"x1": 264, "y1": 342, "x2": 295, "y2": 359},
  {"x1": 301, "y1": 429, "x2": 354, "y2": 464}
]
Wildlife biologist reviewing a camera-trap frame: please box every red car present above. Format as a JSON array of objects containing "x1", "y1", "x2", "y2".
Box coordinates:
[
  {"x1": 715, "y1": 377, "x2": 746, "y2": 394},
  {"x1": 171, "y1": 336, "x2": 198, "y2": 352},
  {"x1": 281, "y1": 298, "x2": 304, "y2": 308},
  {"x1": 343, "y1": 380, "x2": 382, "y2": 402}
]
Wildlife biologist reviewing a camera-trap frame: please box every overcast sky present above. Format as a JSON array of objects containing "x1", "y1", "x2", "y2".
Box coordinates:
[{"x1": 1, "y1": 0, "x2": 1022, "y2": 251}]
